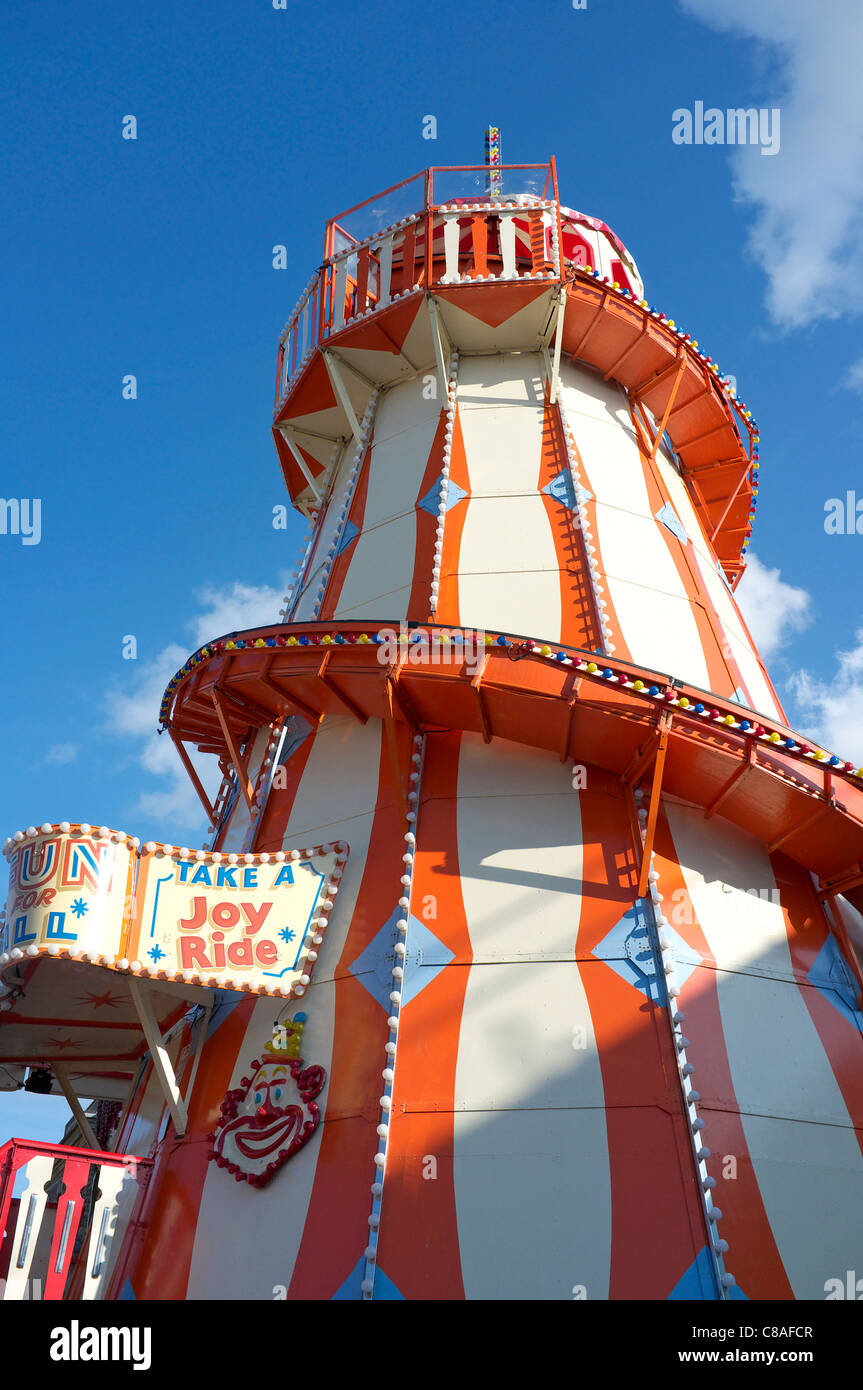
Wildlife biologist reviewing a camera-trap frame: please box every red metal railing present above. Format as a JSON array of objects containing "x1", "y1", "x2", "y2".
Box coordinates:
[
  {"x1": 0, "y1": 1138, "x2": 150, "y2": 1301},
  {"x1": 275, "y1": 162, "x2": 564, "y2": 410}
]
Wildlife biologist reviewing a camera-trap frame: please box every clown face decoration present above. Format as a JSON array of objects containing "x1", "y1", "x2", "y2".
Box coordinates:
[{"x1": 209, "y1": 1015, "x2": 326, "y2": 1188}]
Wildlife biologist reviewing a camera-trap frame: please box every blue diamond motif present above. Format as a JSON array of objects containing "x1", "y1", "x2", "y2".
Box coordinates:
[
  {"x1": 592, "y1": 901, "x2": 663, "y2": 1002},
  {"x1": 336, "y1": 519, "x2": 360, "y2": 556},
  {"x1": 332, "y1": 1257, "x2": 405, "y2": 1300},
  {"x1": 668, "y1": 1246, "x2": 718, "y2": 1300},
  {"x1": 656, "y1": 501, "x2": 689, "y2": 544},
  {"x1": 593, "y1": 900, "x2": 702, "y2": 1002},
  {"x1": 730, "y1": 685, "x2": 747, "y2": 706},
  {"x1": 808, "y1": 934, "x2": 863, "y2": 1030},
  {"x1": 668, "y1": 1247, "x2": 746, "y2": 1300},
  {"x1": 418, "y1": 476, "x2": 467, "y2": 516},
  {"x1": 401, "y1": 919, "x2": 455, "y2": 1006},
  {"x1": 350, "y1": 909, "x2": 454, "y2": 1011},
  {"x1": 542, "y1": 470, "x2": 577, "y2": 511}
]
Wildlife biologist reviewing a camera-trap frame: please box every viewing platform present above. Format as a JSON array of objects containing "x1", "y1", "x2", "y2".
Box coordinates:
[
  {"x1": 271, "y1": 162, "x2": 757, "y2": 583},
  {"x1": 158, "y1": 620, "x2": 863, "y2": 935}
]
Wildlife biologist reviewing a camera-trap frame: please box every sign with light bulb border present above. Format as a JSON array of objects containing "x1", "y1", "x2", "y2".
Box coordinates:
[{"x1": 1, "y1": 824, "x2": 348, "y2": 999}]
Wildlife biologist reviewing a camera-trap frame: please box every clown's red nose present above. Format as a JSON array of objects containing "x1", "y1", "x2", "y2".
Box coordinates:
[{"x1": 255, "y1": 1100, "x2": 276, "y2": 1121}]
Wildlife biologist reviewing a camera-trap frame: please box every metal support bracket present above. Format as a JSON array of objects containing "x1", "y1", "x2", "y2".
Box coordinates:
[
  {"x1": 549, "y1": 287, "x2": 567, "y2": 404},
  {"x1": 211, "y1": 688, "x2": 255, "y2": 812},
  {"x1": 127, "y1": 978, "x2": 189, "y2": 1138},
  {"x1": 427, "y1": 295, "x2": 451, "y2": 403},
  {"x1": 277, "y1": 426, "x2": 323, "y2": 502},
  {"x1": 323, "y1": 350, "x2": 364, "y2": 445}
]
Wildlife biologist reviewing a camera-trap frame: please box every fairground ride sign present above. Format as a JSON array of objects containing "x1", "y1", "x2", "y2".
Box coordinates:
[{"x1": 1, "y1": 826, "x2": 347, "y2": 998}]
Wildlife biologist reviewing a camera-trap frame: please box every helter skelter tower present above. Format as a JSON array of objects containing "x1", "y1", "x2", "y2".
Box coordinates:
[{"x1": 5, "y1": 144, "x2": 863, "y2": 1303}]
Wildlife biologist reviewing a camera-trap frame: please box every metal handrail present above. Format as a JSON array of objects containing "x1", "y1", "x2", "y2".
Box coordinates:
[
  {"x1": 276, "y1": 190, "x2": 564, "y2": 409},
  {"x1": 0, "y1": 1138, "x2": 151, "y2": 1301}
]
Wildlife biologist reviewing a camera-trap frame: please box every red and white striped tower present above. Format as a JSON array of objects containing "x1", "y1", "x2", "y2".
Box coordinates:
[{"x1": 9, "y1": 145, "x2": 863, "y2": 1302}]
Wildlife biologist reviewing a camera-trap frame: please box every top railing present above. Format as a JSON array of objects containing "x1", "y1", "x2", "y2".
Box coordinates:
[
  {"x1": 323, "y1": 162, "x2": 556, "y2": 255},
  {"x1": 275, "y1": 161, "x2": 566, "y2": 410}
]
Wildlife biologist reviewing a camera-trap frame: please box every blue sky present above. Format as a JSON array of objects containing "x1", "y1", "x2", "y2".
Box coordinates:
[{"x1": 3, "y1": 0, "x2": 863, "y2": 1141}]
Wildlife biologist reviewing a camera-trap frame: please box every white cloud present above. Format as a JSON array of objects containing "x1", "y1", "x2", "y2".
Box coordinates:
[
  {"x1": 187, "y1": 581, "x2": 284, "y2": 648},
  {"x1": 788, "y1": 630, "x2": 863, "y2": 763},
  {"x1": 842, "y1": 357, "x2": 863, "y2": 393},
  {"x1": 105, "y1": 641, "x2": 189, "y2": 740},
  {"x1": 727, "y1": 554, "x2": 860, "y2": 759},
  {"x1": 102, "y1": 637, "x2": 217, "y2": 837},
  {"x1": 679, "y1": 0, "x2": 863, "y2": 328},
  {"x1": 734, "y1": 551, "x2": 812, "y2": 659},
  {"x1": 103, "y1": 580, "x2": 283, "y2": 836},
  {"x1": 39, "y1": 743, "x2": 79, "y2": 767}
]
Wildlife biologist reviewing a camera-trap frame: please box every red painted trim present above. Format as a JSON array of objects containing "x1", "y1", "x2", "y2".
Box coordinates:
[
  {"x1": 577, "y1": 781, "x2": 710, "y2": 1297},
  {"x1": 375, "y1": 731, "x2": 470, "y2": 1297},
  {"x1": 287, "y1": 727, "x2": 404, "y2": 1297},
  {"x1": 656, "y1": 813, "x2": 794, "y2": 1298}
]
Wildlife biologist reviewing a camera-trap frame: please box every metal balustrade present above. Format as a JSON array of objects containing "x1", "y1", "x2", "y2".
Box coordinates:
[
  {"x1": 0, "y1": 1139, "x2": 150, "y2": 1301},
  {"x1": 275, "y1": 162, "x2": 566, "y2": 409}
]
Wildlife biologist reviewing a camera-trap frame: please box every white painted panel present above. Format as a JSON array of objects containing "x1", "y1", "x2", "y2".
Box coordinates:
[
  {"x1": 593, "y1": 501, "x2": 712, "y2": 688},
  {"x1": 458, "y1": 398, "x2": 545, "y2": 494},
  {"x1": 453, "y1": 735, "x2": 611, "y2": 1299},
  {"x1": 335, "y1": 585, "x2": 413, "y2": 622},
  {"x1": 363, "y1": 429, "x2": 435, "y2": 529},
  {"x1": 594, "y1": 570, "x2": 709, "y2": 685},
  {"x1": 457, "y1": 569, "x2": 560, "y2": 642},
  {"x1": 666, "y1": 800, "x2": 863, "y2": 1298},
  {"x1": 278, "y1": 713, "x2": 383, "y2": 857},
  {"x1": 689, "y1": 548, "x2": 783, "y2": 720},
  {"x1": 457, "y1": 353, "x2": 545, "y2": 411},
  {"x1": 456, "y1": 734, "x2": 583, "y2": 961},
  {"x1": 732, "y1": 1114, "x2": 863, "y2": 1300},
  {"x1": 456, "y1": 494, "x2": 562, "y2": 638},
  {"x1": 371, "y1": 373, "x2": 440, "y2": 449},
  {"x1": 559, "y1": 362, "x2": 636, "y2": 432},
  {"x1": 334, "y1": 513, "x2": 416, "y2": 622},
  {"x1": 335, "y1": 377, "x2": 439, "y2": 620},
  {"x1": 558, "y1": 363, "x2": 712, "y2": 684},
  {"x1": 654, "y1": 452, "x2": 716, "y2": 567},
  {"x1": 665, "y1": 806, "x2": 794, "y2": 980},
  {"x1": 650, "y1": 451, "x2": 783, "y2": 718},
  {"x1": 456, "y1": 355, "x2": 559, "y2": 636},
  {"x1": 558, "y1": 366, "x2": 778, "y2": 711},
  {"x1": 562, "y1": 374, "x2": 665, "y2": 516},
  {"x1": 187, "y1": 717, "x2": 382, "y2": 1299},
  {"x1": 454, "y1": 1047, "x2": 612, "y2": 1300},
  {"x1": 458, "y1": 496, "x2": 555, "y2": 574}
]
